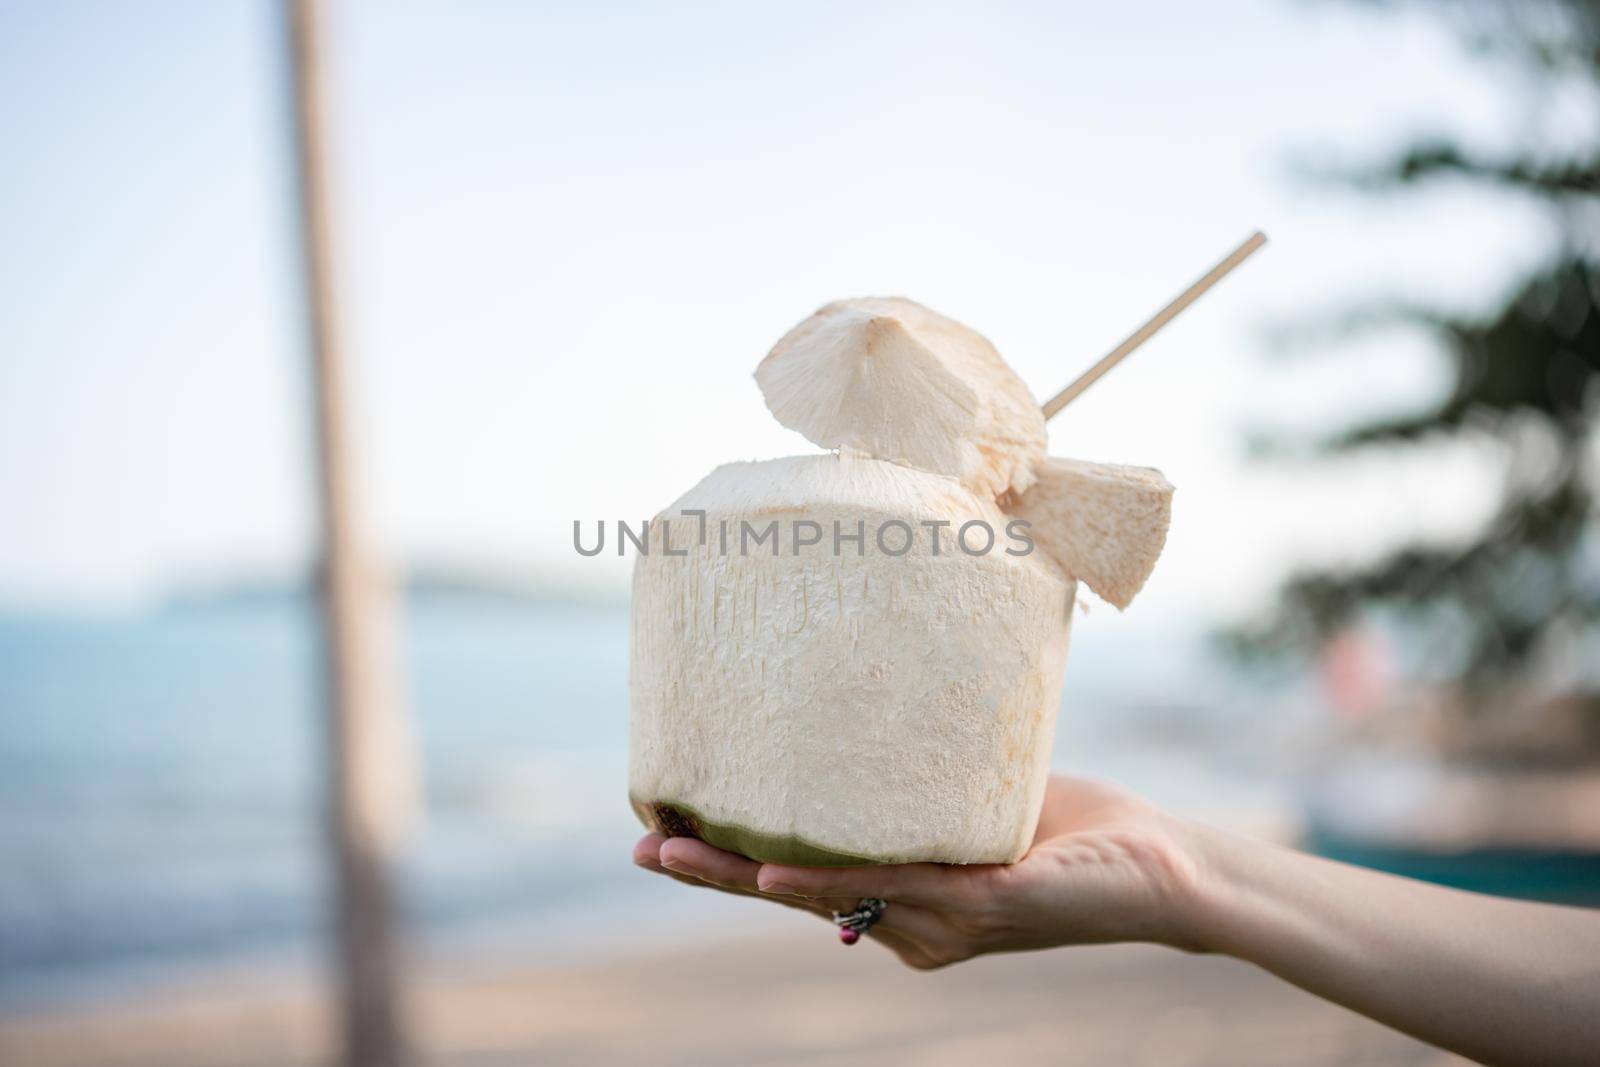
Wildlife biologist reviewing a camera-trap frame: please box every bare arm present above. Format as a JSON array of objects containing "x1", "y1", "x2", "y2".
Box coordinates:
[
  {"x1": 1184, "y1": 825, "x2": 1600, "y2": 1067},
  {"x1": 634, "y1": 776, "x2": 1600, "y2": 1066}
]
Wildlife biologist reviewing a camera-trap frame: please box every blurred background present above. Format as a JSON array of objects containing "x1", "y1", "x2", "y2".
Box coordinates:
[{"x1": 1, "y1": 1, "x2": 1596, "y2": 1064}]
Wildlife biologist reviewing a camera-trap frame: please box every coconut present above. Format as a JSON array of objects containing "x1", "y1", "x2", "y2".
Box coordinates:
[
  {"x1": 629, "y1": 454, "x2": 1075, "y2": 866},
  {"x1": 632, "y1": 294, "x2": 1178, "y2": 867},
  {"x1": 1006, "y1": 458, "x2": 1174, "y2": 610},
  {"x1": 755, "y1": 297, "x2": 1047, "y2": 499}
]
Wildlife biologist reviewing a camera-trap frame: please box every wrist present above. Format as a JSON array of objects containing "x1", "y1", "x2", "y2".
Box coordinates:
[
  {"x1": 1154, "y1": 817, "x2": 1246, "y2": 955},
  {"x1": 1166, "y1": 818, "x2": 1316, "y2": 962}
]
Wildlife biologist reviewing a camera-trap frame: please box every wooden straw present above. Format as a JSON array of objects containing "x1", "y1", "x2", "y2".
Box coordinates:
[{"x1": 1041, "y1": 230, "x2": 1267, "y2": 420}]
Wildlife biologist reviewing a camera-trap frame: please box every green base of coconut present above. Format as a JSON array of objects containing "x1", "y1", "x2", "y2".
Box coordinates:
[{"x1": 631, "y1": 798, "x2": 878, "y2": 867}]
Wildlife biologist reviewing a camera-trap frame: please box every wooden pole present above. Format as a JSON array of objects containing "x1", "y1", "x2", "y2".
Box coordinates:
[
  {"x1": 283, "y1": 2, "x2": 412, "y2": 1064},
  {"x1": 1041, "y1": 231, "x2": 1267, "y2": 420}
]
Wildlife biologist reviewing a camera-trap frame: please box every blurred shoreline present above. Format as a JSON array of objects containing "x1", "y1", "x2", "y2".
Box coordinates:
[
  {"x1": 0, "y1": 594, "x2": 1282, "y2": 1015},
  {"x1": 2, "y1": 596, "x2": 1593, "y2": 1066}
]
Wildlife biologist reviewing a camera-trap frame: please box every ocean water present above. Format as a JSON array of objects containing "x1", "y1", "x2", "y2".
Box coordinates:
[{"x1": 0, "y1": 597, "x2": 1275, "y2": 1010}]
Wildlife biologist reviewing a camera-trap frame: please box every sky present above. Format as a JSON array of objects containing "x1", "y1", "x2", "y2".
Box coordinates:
[{"x1": 0, "y1": 0, "x2": 1571, "y2": 625}]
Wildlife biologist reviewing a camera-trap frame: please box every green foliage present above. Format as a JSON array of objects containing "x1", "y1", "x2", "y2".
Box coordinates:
[{"x1": 1231, "y1": 0, "x2": 1600, "y2": 713}]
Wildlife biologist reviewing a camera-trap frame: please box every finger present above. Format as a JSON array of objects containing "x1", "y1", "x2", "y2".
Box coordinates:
[
  {"x1": 865, "y1": 924, "x2": 947, "y2": 970},
  {"x1": 636, "y1": 835, "x2": 738, "y2": 893},
  {"x1": 658, "y1": 836, "x2": 764, "y2": 892},
  {"x1": 870, "y1": 900, "x2": 954, "y2": 947},
  {"x1": 650, "y1": 837, "x2": 963, "y2": 935},
  {"x1": 824, "y1": 898, "x2": 966, "y2": 963},
  {"x1": 633, "y1": 833, "x2": 669, "y2": 869},
  {"x1": 652, "y1": 841, "x2": 852, "y2": 922},
  {"x1": 642, "y1": 842, "x2": 953, "y2": 965},
  {"x1": 832, "y1": 903, "x2": 957, "y2": 970},
  {"x1": 660, "y1": 838, "x2": 882, "y2": 915},
  {"x1": 656, "y1": 838, "x2": 855, "y2": 913},
  {"x1": 659, "y1": 865, "x2": 823, "y2": 913},
  {"x1": 755, "y1": 861, "x2": 958, "y2": 909},
  {"x1": 644, "y1": 836, "x2": 966, "y2": 958}
]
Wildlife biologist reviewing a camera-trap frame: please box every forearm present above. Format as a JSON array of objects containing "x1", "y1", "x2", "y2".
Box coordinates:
[{"x1": 1175, "y1": 823, "x2": 1600, "y2": 1066}]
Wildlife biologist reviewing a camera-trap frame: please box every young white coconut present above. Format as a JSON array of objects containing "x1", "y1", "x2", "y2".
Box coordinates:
[
  {"x1": 755, "y1": 297, "x2": 1047, "y2": 499},
  {"x1": 630, "y1": 454, "x2": 1075, "y2": 866},
  {"x1": 1006, "y1": 458, "x2": 1174, "y2": 610},
  {"x1": 632, "y1": 297, "x2": 1179, "y2": 867}
]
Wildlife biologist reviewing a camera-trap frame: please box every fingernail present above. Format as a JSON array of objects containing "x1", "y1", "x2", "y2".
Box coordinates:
[
  {"x1": 661, "y1": 858, "x2": 700, "y2": 876},
  {"x1": 758, "y1": 879, "x2": 796, "y2": 895}
]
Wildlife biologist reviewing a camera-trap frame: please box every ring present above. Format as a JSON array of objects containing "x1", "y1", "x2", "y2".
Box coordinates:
[{"x1": 831, "y1": 898, "x2": 888, "y2": 945}]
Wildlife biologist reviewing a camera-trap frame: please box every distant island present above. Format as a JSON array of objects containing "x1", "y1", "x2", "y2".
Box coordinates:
[{"x1": 158, "y1": 565, "x2": 629, "y2": 614}]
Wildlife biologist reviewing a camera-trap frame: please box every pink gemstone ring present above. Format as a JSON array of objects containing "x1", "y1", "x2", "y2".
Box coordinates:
[{"x1": 832, "y1": 898, "x2": 888, "y2": 945}]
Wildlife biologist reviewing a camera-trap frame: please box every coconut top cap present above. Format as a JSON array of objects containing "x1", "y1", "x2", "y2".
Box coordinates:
[{"x1": 755, "y1": 297, "x2": 1047, "y2": 499}]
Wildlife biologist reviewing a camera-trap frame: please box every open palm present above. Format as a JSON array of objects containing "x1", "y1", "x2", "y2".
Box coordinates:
[{"x1": 633, "y1": 775, "x2": 1201, "y2": 969}]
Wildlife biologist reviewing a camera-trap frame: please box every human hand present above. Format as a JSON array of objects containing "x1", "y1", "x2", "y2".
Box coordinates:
[
  {"x1": 639, "y1": 773, "x2": 1600, "y2": 1063},
  {"x1": 632, "y1": 775, "x2": 1204, "y2": 970}
]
